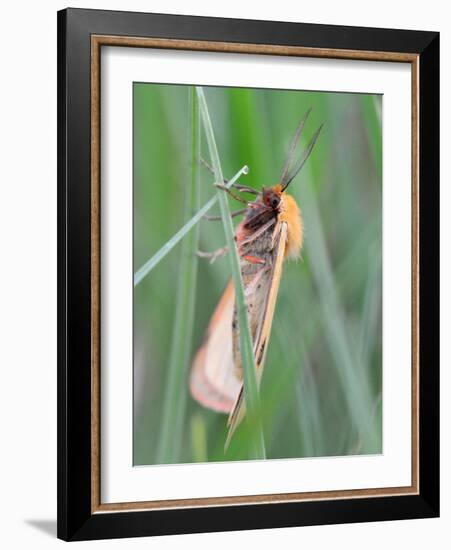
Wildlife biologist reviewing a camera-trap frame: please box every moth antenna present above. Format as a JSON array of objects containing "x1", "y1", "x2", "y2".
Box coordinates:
[
  {"x1": 279, "y1": 108, "x2": 312, "y2": 186},
  {"x1": 281, "y1": 123, "x2": 323, "y2": 191}
]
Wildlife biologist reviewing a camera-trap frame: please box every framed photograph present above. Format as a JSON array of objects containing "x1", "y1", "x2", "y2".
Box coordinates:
[{"x1": 57, "y1": 8, "x2": 439, "y2": 541}]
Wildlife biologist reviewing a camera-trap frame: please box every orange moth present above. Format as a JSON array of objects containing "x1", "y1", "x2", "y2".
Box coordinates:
[{"x1": 190, "y1": 110, "x2": 322, "y2": 450}]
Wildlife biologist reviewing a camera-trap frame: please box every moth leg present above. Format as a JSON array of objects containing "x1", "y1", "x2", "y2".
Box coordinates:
[
  {"x1": 203, "y1": 208, "x2": 247, "y2": 221},
  {"x1": 201, "y1": 158, "x2": 258, "y2": 195},
  {"x1": 215, "y1": 183, "x2": 249, "y2": 205},
  {"x1": 201, "y1": 157, "x2": 218, "y2": 176},
  {"x1": 242, "y1": 254, "x2": 266, "y2": 265},
  {"x1": 233, "y1": 184, "x2": 259, "y2": 196},
  {"x1": 201, "y1": 158, "x2": 229, "y2": 185},
  {"x1": 196, "y1": 246, "x2": 229, "y2": 263}
]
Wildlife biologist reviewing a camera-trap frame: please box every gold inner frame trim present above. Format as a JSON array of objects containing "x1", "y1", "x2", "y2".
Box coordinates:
[{"x1": 90, "y1": 34, "x2": 420, "y2": 514}]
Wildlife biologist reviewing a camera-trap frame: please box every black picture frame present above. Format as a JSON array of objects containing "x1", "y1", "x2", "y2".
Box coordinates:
[{"x1": 57, "y1": 7, "x2": 439, "y2": 541}]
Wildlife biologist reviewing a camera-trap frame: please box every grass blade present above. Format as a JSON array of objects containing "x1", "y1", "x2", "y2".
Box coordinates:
[
  {"x1": 196, "y1": 86, "x2": 266, "y2": 459},
  {"x1": 156, "y1": 88, "x2": 201, "y2": 463},
  {"x1": 299, "y1": 180, "x2": 380, "y2": 453},
  {"x1": 191, "y1": 413, "x2": 208, "y2": 463},
  {"x1": 360, "y1": 95, "x2": 382, "y2": 181},
  {"x1": 358, "y1": 249, "x2": 382, "y2": 371}
]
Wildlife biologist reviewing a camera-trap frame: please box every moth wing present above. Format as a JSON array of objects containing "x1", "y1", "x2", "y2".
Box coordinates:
[
  {"x1": 253, "y1": 221, "x2": 288, "y2": 370},
  {"x1": 190, "y1": 281, "x2": 242, "y2": 414},
  {"x1": 225, "y1": 221, "x2": 288, "y2": 449}
]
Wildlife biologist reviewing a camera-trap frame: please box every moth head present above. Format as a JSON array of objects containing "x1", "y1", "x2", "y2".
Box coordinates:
[{"x1": 262, "y1": 186, "x2": 282, "y2": 210}]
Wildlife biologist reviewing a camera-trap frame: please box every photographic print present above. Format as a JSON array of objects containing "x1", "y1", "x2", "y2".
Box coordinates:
[
  {"x1": 133, "y1": 83, "x2": 382, "y2": 466},
  {"x1": 58, "y1": 11, "x2": 439, "y2": 539}
]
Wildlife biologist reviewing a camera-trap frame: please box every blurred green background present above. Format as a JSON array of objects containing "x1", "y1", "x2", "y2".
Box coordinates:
[{"x1": 133, "y1": 83, "x2": 382, "y2": 465}]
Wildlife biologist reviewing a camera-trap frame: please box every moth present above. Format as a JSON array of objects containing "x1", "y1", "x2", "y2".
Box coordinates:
[{"x1": 190, "y1": 109, "x2": 322, "y2": 450}]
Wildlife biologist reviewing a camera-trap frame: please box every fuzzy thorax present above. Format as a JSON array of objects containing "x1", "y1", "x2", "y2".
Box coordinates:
[{"x1": 278, "y1": 192, "x2": 304, "y2": 259}]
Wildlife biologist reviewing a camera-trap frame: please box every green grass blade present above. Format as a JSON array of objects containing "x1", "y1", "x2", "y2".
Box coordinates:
[
  {"x1": 196, "y1": 86, "x2": 266, "y2": 459},
  {"x1": 191, "y1": 413, "x2": 208, "y2": 463},
  {"x1": 299, "y1": 181, "x2": 380, "y2": 453},
  {"x1": 358, "y1": 249, "x2": 382, "y2": 371},
  {"x1": 134, "y1": 165, "x2": 249, "y2": 286},
  {"x1": 360, "y1": 95, "x2": 382, "y2": 181},
  {"x1": 156, "y1": 87, "x2": 202, "y2": 463}
]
